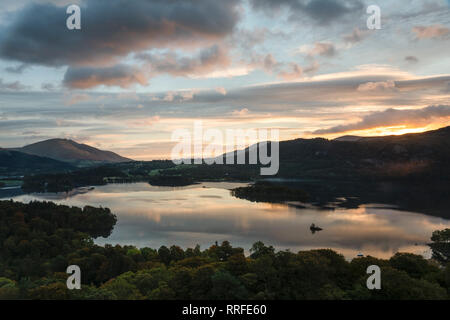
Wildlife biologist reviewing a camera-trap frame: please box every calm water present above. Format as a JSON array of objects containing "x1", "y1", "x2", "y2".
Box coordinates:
[{"x1": 2, "y1": 182, "x2": 450, "y2": 259}]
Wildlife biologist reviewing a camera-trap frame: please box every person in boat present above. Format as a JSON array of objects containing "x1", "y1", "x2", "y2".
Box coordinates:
[{"x1": 310, "y1": 223, "x2": 323, "y2": 233}]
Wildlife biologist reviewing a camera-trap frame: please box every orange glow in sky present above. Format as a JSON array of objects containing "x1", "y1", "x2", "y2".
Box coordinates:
[{"x1": 315, "y1": 122, "x2": 450, "y2": 140}]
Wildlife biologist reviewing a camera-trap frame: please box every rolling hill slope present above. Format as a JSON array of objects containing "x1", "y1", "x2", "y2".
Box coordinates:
[
  {"x1": 12, "y1": 139, "x2": 132, "y2": 165},
  {"x1": 0, "y1": 149, "x2": 75, "y2": 176}
]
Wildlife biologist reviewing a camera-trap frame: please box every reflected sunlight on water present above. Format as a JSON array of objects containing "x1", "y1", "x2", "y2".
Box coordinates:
[{"x1": 4, "y1": 182, "x2": 450, "y2": 259}]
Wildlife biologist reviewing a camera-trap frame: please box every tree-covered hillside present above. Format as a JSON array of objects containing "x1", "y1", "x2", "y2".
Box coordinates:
[{"x1": 0, "y1": 150, "x2": 75, "y2": 176}]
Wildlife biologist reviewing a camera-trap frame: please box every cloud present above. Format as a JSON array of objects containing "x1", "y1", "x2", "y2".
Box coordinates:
[
  {"x1": 2, "y1": 72, "x2": 449, "y2": 127},
  {"x1": 264, "y1": 52, "x2": 319, "y2": 77},
  {"x1": 246, "y1": 52, "x2": 316, "y2": 79},
  {"x1": 63, "y1": 44, "x2": 234, "y2": 89},
  {"x1": 183, "y1": 73, "x2": 450, "y2": 114},
  {"x1": 263, "y1": 54, "x2": 278, "y2": 72},
  {"x1": 215, "y1": 87, "x2": 227, "y2": 95},
  {"x1": 343, "y1": 28, "x2": 367, "y2": 44},
  {"x1": 41, "y1": 82, "x2": 57, "y2": 91},
  {"x1": 250, "y1": 0, "x2": 364, "y2": 25},
  {"x1": 405, "y1": 56, "x2": 419, "y2": 63},
  {"x1": 136, "y1": 44, "x2": 231, "y2": 78},
  {"x1": 4, "y1": 63, "x2": 30, "y2": 74},
  {"x1": 312, "y1": 105, "x2": 450, "y2": 134},
  {"x1": 279, "y1": 63, "x2": 303, "y2": 80},
  {"x1": 232, "y1": 28, "x2": 268, "y2": 50},
  {"x1": 300, "y1": 0, "x2": 363, "y2": 25},
  {"x1": 244, "y1": 53, "x2": 283, "y2": 76},
  {"x1": 357, "y1": 80, "x2": 396, "y2": 92},
  {"x1": 64, "y1": 93, "x2": 91, "y2": 105},
  {"x1": 0, "y1": 0, "x2": 241, "y2": 67},
  {"x1": 412, "y1": 25, "x2": 450, "y2": 39},
  {"x1": 232, "y1": 27, "x2": 290, "y2": 52},
  {"x1": 0, "y1": 78, "x2": 27, "y2": 91},
  {"x1": 129, "y1": 116, "x2": 161, "y2": 127},
  {"x1": 231, "y1": 108, "x2": 249, "y2": 116},
  {"x1": 305, "y1": 42, "x2": 336, "y2": 57},
  {"x1": 303, "y1": 60, "x2": 320, "y2": 74},
  {"x1": 63, "y1": 64, "x2": 148, "y2": 89},
  {"x1": 150, "y1": 90, "x2": 197, "y2": 103}
]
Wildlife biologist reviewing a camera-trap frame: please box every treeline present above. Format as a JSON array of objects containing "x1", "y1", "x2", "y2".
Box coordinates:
[
  {"x1": 0, "y1": 200, "x2": 449, "y2": 300},
  {"x1": 232, "y1": 181, "x2": 309, "y2": 203},
  {"x1": 157, "y1": 164, "x2": 259, "y2": 182},
  {"x1": 122, "y1": 160, "x2": 176, "y2": 177},
  {"x1": 21, "y1": 161, "x2": 177, "y2": 193},
  {"x1": 22, "y1": 166, "x2": 127, "y2": 192},
  {"x1": 148, "y1": 175, "x2": 195, "y2": 187}
]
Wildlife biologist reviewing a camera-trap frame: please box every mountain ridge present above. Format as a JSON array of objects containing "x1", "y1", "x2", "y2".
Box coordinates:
[
  {"x1": 11, "y1": 138, "x2": 132, "y2": 165},
  {"x1": 333, "y1": 135, "x2": 363, "y2": 142}
]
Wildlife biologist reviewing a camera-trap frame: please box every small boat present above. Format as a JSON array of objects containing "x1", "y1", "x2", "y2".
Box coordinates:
[{"x1": 310, "y1": 223, "x2": 323, "y2": 234}]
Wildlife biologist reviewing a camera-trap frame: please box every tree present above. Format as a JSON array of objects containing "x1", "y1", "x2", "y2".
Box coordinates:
[
  {"x1": 210, "y1": 271, "x2": 249, "y2": 300},
  {"x1": 389, "y1": 253, "x2": 439, "y2": 279},
  {"x1": 367, "y1": 267, "x2": 447, "y2": 300},
  {"x1": 101, "y1": 276, "x2": 143, "y2": 300},
  {"x1": 429, "y1": 228, "x2": 450, "y2": 264},
  {"x1": 431, "y1": 229, "x2": 450, "y2": 243},
  {"x1": 169, "y1": 245, "x2": 185, "y2": 262},
  {"x1": 226, "y1": 253, "x2": 248, "y2": 276},
  {"x1": 249, "y1": 241, "x2": 275, "y2": 259},
  {"x1": 158, "y1": 246, "x2": 171, "y2": 265}
]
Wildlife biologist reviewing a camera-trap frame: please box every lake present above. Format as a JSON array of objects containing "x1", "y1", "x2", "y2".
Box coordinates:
[{"x1": 2, "y1": 182, "x2": 450, "y2": 259}]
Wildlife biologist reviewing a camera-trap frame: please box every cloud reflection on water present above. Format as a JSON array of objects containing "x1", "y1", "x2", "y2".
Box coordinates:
[{"x1": 5, "y1": 182, "x2": 450, "y2": 259}]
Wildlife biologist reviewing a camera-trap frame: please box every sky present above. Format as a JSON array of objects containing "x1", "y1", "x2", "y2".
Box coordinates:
[{"x1": 0, "y1": 0, "x2": 449, "y2": 160}]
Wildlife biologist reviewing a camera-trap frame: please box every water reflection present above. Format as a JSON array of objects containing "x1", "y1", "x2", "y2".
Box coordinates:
[{"x1": 3, "y1": 182, "x2": 450, "y2": 259}]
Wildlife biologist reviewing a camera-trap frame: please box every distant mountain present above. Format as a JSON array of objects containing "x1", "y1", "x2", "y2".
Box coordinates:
[
  {"x1": 218, "y1": 126, "x2": 450, "y2": 181},
  {"x1": 334, "y1": 135, "x2": 363, "y2": 142},
  {"x1": 12, "y1": 139, "x2": 132, "y2": 166},
  {"x1": 277, "y1": 126, "x2": 450, "y2": 180},
  {"x1": 0, "y1": 149, "x2": 75, "y2": 176}
]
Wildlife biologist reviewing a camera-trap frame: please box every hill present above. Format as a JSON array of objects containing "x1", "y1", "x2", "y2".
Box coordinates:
[
  {"x1": 334, "y1": 135, "x2": 363, "y2": 142},
  {"x1": 275, "y1": 126, "x2": 450, "y2": 180},
  {"x1": 12, "y1": 139, "x2": 132, "y2": 166},
  {"x1": 0, "y1": 149, "x2": 75, "y2": 176},
  {"x1": 141, "y1": 126, "x2": 450, "y2": 183}
]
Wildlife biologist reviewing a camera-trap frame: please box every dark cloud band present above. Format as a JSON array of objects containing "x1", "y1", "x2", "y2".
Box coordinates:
[
  {"x1": 313, "y1": 105, "x2": 450, "y2": 134},
  {"x1": 0, "y1": 0, "x2": 241, "y2": 67},
  {"x1": 249, "y1": 0, "x2": 364, "y2": 25}
]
